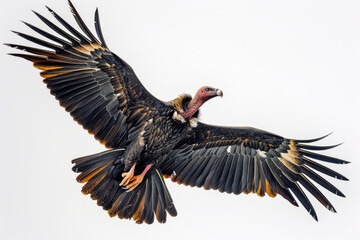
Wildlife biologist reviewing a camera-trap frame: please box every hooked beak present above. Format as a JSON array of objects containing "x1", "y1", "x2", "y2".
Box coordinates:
[{"x1": 215, "y1": 89, "x2": 223, "y2": 98}]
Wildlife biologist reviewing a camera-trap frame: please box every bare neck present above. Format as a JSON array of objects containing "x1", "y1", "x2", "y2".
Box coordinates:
[{"x1": 180, "y1": 95, "x2": 203, "y2": 119}]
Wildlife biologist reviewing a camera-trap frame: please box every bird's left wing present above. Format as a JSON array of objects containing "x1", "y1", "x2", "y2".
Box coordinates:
[
  {"x1": 6, "y1": 1, "x2": 163, "y2": 148},
  {"x1": 161, "y1": 122, "x2": 349, "y2": 220}
]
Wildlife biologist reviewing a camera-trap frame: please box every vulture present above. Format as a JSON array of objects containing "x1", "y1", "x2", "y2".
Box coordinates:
[{"x1": 6, "y1": 0, "x2": 349, "y2": 224}]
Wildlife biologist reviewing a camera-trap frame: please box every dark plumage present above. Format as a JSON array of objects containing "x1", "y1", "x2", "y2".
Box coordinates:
[{"x1": 6, "y1": 0, "x2": 348, "y2": 224}]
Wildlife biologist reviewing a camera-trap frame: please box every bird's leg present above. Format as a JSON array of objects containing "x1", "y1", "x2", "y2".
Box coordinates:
[
  {"x1": 119, "y1": 163, "x2": 136, "y2": 186},
  {"x1": 125, "y1": 164, "x2": 154, "y2": 192},
  {"x1": 119, "y1": 133, "x2": 146, "y2": 187}
]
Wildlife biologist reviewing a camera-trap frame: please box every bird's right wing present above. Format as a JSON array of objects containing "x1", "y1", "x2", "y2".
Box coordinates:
[
  {"x1": 161, "y1": 122, "x2": 349, "y2": 221},
  {"x1": 6, "y1": 0, "x2": 163, "y2": 148}
]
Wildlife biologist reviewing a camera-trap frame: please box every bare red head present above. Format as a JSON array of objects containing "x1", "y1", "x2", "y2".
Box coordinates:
[
  {"x1": 195, "y1": 86, "x2": 223, "y2": 101},
  {"x1": 180, "y1": 86, "x2": 223, "y2": 119}
]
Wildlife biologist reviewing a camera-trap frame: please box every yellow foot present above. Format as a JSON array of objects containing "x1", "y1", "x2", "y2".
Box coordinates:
[
  {"x1": 125, "y1": 175, "x2": 144, "y2": 192},
  {"x1": 119, "y1": 170, "x2": 134, "y2": 186}
]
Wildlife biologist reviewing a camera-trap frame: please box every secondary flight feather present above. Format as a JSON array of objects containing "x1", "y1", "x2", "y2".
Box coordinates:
[{"x1": 6, "y1": 0, "x2": 349, "y2": 224}]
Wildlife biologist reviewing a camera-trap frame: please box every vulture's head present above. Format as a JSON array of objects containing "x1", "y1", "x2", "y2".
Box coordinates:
[
  {"x1": 179, "y1": 86, "x2": 223, "y2": 120},
  {"x1": 196, "y1": 86, "x2": 224, "y2": 101}
]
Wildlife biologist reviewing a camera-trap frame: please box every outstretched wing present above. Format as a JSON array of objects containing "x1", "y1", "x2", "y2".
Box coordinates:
[
  {"x1": 161, "y1": 122, "x2": 349, "y2": 221},
  {"x1": 6, "y1": 0, "x2": 163, "y2": 148}
]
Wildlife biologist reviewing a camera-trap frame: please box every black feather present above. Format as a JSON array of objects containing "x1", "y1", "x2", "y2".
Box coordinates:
[
  {"x1": 293, "y1": 133, "x2": 333, "y2": 143},
  {"x1": 297, "y1": 175, "x2": 336, "y2": 213},
  {"x1": 210, "y1": 154, "x2": 227, "y2": 190},
  {"x1": 94, "y1": 8, "x2": 108, "y2": 48},
  {"x1": 240, "y1": 154, "x2": 249, "y2": 192},
  {"x1": 187, "y1": 156, "x2": 209, "y2": 187},
  {"x1": 232, "y1": 154, "x2": 243, "y2": 194},
  {"x1": 12, "y1": 31, "x2": 63, "y2": 52},
  {"x1": 297, "y1": 143, "x2": 342, "y2": 151},
  {"x1": 302, "y1": 166, "x2": 346, "y2": 197},
  {"x1": 300, "y1": 150, "x2": 350, "y2": 164},
  {"x1": 203, "y1": 155, "x2": 224, "y2": 190},
  {"x1": 68, "y1": 0, "x2": 101, "y2": 44},
  {"x1": 246, "y1": 154, "x2": 255, "y2": 193},
  {"x1": 289, "y1": 182, "x2": 318, "y2": 221},
  {"x1": 22, "y1": 21, "x2": 71, "y2": 47},
  {"x1": 195, "y1": 155, "x2": 218, "y2": 187},
  {"x1": 46, "y1": 6, "x2": 91, "y2": 44},
  {"x1": 253, "y1": 156, "x2": 260, "y2": 193},
  {"x1": 302, "y1": 157, "x2": 349, "y2": 180},
  {"x1": 224, "y1": 155, "x2": 237, "y2": 193},
  {"x1": 218, "y1": 154, "x2": 233, "y2": 192},
  {"x1": 275, "y1": 182, "x2": 298, "y2": 206},
  {"x1": 32, "y1": 10, "x2": 80, "y2": 45}
]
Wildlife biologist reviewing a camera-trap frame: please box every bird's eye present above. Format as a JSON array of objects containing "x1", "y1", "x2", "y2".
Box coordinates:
[{"x1": 205, "y1": 88, "x2": 210, "y2": 92}]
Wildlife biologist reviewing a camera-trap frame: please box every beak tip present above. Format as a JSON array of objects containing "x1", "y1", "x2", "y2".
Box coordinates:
[{"x1": 216, "y1": 89, "x2": 223, "y2": 98}]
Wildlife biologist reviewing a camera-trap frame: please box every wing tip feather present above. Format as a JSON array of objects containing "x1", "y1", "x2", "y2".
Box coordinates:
[
  {"x1": 45, "y1": 5, "x2": 54, "y2": 13},
  {"x1": 297, "y1": 142, "x2": 343, "y2": 151},
  {"x1": 293, "y1": 132, "x2": 333, "y2": 143}
]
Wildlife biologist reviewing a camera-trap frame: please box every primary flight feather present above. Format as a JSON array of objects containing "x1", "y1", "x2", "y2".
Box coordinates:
[{"x1": 6, "y1": 0, "x2": 349, "y2": 224}]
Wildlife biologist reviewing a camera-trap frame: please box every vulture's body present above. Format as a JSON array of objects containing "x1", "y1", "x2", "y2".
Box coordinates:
[{"x1": 7, "y1": 0, "x2": 349, "y2": 224}]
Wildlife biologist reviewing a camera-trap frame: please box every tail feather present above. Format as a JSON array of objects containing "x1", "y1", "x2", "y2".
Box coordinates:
[{"x1": 72, "y1": 149, "x2": 177, "y2": 224}]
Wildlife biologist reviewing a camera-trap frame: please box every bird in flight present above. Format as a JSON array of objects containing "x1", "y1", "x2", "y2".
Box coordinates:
[{"x1": 6, "y1": 0, "x2": 348, "y2": 224}]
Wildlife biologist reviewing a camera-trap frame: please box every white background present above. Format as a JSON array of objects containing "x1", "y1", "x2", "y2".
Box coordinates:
[{"x1": 1, "y1": 0, "x2": 359, "y2": 239}]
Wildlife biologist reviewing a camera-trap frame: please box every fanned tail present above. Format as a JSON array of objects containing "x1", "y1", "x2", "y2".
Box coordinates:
[{"x1": 72, "y1": 149, "x2": 177, "y2": 224}]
